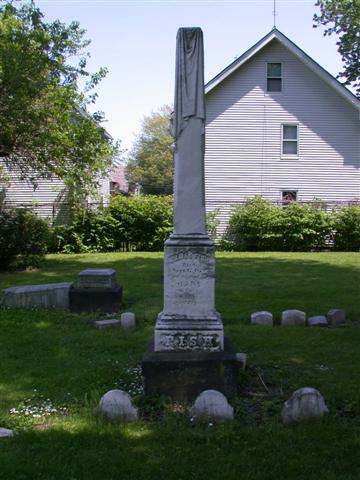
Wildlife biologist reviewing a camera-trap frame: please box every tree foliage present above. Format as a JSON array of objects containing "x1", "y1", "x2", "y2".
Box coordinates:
[
  {"x1": 313, "y1": 0, "x2": 360, "y2": 96},
  {"x1": 0, "y1": 0, "x2": 118, "y2": 196},
  {"x1": 126, "y1": 105, "x2": 173, "y2": 195}
]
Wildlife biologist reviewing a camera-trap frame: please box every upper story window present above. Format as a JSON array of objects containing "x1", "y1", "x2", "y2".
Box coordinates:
[
  {"x1": 282, "y1": 124, "x2": 298, "y2": 156},
  {"x1": 267, "y1": 62, "x2": 282, "y2": 92}
]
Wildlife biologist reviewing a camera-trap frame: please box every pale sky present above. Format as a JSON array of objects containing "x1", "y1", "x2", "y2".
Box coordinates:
[{"x1": 37, "y1": 0, "x2": 346, "y2": 151}]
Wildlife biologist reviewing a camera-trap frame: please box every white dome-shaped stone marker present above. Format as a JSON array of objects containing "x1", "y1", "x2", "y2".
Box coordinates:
[
  {"x1": 281, "y1": 387, "x2": 329, "y2": 424},
  {"x1": 327, "y1": 309, "x2": 346, "y2": 326},
  {"x1": 307, "y1": 315, "x2": 328, "y2": 327},
  {"x1": 190, "y1": 390, "x2": 234, "y2": 420},
  {"x1": 281, "y1": 310, "x2": 306, "y2": 326},
  {"x1": 251, "y1": 311, "x2": 273, "y2": 326},
  {"x1": 121, "y1": 312, "x2": 136, "y2": 330},
  {"x1": 0, "y1": 427, "x2": 14, "y2": 438},
  {"x1": 98, "y1": 389, "x2": 138, "y2": 422}
]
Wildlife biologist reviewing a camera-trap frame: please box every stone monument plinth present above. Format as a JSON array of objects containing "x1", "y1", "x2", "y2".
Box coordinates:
[
  {"x1": 142, "y1": 28, "x2": 238, "y2": 402},
  {"x1": 69, "y1": 268, "x2": 122, "y2": 313}
]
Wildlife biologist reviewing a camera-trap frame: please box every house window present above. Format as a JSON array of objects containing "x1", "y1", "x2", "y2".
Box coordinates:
[
  {"x1": 267, "y1": 62, "x2": 282, "y2": 92},
  {"x1": 281, "y1": 190, "x2": 297, "y2": 204},
  {"x1": 282, "y1": 124, "x2": 298, "y2": 156}
]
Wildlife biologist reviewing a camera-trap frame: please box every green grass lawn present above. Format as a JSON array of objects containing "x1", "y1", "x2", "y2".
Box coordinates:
[{"x1": 0, "y1": 251, "x2": 360, "y2": 480}]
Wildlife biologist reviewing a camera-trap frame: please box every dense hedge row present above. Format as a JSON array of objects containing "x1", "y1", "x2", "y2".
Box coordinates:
[
  {"x1": 53, "y1": 195, "x2": 174, "y2": 253},
  {"x1": 1, "y1": 196, "x2": 359, "y2": 270},
  {"x1": 225, "y1": 197, "x2": 360, "y2": 252}
]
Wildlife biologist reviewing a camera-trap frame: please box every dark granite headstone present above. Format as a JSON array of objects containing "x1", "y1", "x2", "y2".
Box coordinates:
[{"x1": 69, "y1": 268, "x2": 122, "y2": 313}]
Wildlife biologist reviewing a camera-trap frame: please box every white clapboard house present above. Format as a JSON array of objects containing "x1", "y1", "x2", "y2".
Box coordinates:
[
  {"x1": 0, "y1": 107, "x2": 117, "y2": 223},
  {"x1": 204, "y1": 28, "x2": 360, "y2": 235},
  {"x1": 0, "y1": 162, "x2": 111, "y2": 224}
]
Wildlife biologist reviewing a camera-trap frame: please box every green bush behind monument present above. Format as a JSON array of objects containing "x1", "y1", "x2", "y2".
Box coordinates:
[
  {"x1": 225, "y1": 197, "x2": 360, "y2": 252},
  {"x1": 1, "y1": 196, "x2": 359, "y2": 270}
]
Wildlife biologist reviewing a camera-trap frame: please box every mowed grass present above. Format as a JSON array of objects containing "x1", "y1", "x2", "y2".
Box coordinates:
[{"x1": 0, "y1": 251, "x2": 360, "y2": 480}]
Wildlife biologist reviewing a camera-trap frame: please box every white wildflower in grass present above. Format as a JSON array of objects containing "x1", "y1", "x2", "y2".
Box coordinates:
[
  {"x1": 9, "y1": 392, "x2": 70, "y2": 419},
  {"x1": 114, "y1": 364, "x2": 144, "y2": 396}
]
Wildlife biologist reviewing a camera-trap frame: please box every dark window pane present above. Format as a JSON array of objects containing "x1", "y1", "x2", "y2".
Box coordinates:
[
  {"x1": 267, "y1": 78, "x2": 282, "y2": 91},
  {"x1": 267, "y1": 63, "x2": 281, "y2": 77},
  {"x1": 282, "y1": 191, "x2": 297, "y2": 202},
  {"x1": 283, "y1": 141, "x2": 297, "y2": 155},
  {"x1": 283, "y1": 125, "x2": 297, "y2": 139}
]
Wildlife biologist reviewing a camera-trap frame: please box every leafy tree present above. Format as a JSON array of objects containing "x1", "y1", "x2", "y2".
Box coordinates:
[
  {"x1": 313, "y1": 0, "x2": 360, "y2": 96},
  {"x1": 0, "y1": 0, "x2": 118, "y2": 197},
  {"x1": 126, "y1": 105, "x2": 173, "y2": 195}
]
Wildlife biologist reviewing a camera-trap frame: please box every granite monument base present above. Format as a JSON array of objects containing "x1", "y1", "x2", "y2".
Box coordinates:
[
  {"x1": 142, "y1": 337, "x2": 239, "y2": 402},
  {"x1": 69, "y1": 286, "x2": 122, "y2": 313}
]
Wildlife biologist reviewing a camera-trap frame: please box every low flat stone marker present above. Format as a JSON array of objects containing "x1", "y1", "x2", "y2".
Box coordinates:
[
  {"x1": 0, "y1": 427, "x2": 14, "y2": 438},
  {"x1": 1, "y1": 283, "x2": 72, "y2": 309},
  {"x1": 327, "y1": 309, "x2": 346, "y2": 326},
  {"x1": 251, "y1": 311, "x2": 273, "y2": 326},
  {"x1": 70, "y1": 268, "x2": 122, "y2": 313},
  {"x1": 190, "y1": 390, "x2": 234, "y2": 421},
  {"x1": 236, "y1": 352, "x2": 247, "y2": 370},
  {"x1": 307, "y1": 315, "x2": 328, "y2": 327},
  {"x1": 98, "y1": 389, "x2": 138, "y2": 422},
  {"x1": 78, "y1": 269, "x2": 117, "y2": 289},
  {"x1": 281, "y1": 309, "x2": 306, "y2": 326},
  {"x1": 94, "y1": 319, "x2": 121, "y2": 330},
  {"x1": 282, "y1": 387, "x2": 329, "y2": 424},
  {"x1": 121, "y1": 312, "x2": 136, "y2": 330}
]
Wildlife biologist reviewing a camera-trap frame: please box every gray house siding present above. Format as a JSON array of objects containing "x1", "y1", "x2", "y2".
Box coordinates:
[
  {"x1": 205, "y1": 38, "x2": 360, "y2": 235},
  {"x1": 0, "y1": 162, "x2": 111, "y2": 223}
]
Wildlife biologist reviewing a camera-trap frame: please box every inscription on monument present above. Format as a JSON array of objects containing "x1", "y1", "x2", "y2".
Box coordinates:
[
  {"x1": 159, "y1": 332, "x2": 221, "y2": 352},
  {"x1": 164, "y1": 247, "x2": 215, "y2": 315}
]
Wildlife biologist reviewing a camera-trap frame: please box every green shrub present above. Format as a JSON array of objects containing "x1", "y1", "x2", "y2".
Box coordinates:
[
  {"x1": 108, "y1": 195, "x2": 173, "y2": 251},
  {"x1": 206, "y1": 208, "x2": 220, "y2": 240},
  {"x1": 225, "y1": 197, "x2": 333, "y2": 251},
  {"x1": 52, "y1": 195, "x2": 174, "y2": 253},
  {"x1": 0, "y1": 208, "x2": 50, "y2": 270},
  {"x1": 227, "y1": 197, "x2": 282, "y2": 251},
  {"x1": 280, "y1": 202, "x2": 333, "y2": 251},
  {"x1": 333, "y1": 205, "x2": 360, "y2": 251},
  {"x1": 52, "y1": 208, "x2": 115, "y2": 253}
]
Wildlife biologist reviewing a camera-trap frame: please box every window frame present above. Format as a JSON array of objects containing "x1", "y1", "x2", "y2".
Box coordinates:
[
  {"x1": 281, "y1": 123, "x2": 299, "y2": 158},
  {"x1": 266, "y1": 62, "x2": 283, "y2": 93}
]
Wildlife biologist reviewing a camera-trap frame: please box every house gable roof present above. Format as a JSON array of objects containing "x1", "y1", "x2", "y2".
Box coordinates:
[{"x1": 205, "y1": 28, "x2": 360, "y2": 112}]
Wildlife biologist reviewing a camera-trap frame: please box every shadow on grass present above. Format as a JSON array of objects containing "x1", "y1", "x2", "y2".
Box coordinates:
[{"x1": 1, "y1": 417, "x2": 360, "y2": 480}]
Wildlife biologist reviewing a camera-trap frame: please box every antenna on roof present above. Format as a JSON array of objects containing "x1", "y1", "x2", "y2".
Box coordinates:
[{"x1": 273, "y1": 0, "x2": 277, "y2": 28}]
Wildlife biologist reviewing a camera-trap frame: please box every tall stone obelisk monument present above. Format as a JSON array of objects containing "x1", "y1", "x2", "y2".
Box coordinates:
[
  {"x1": 154, "y1": 27, "x2": 224, "y2": 353},
  {"x1": 142, "y1": 28, "x2": 237, "y2": 401}
]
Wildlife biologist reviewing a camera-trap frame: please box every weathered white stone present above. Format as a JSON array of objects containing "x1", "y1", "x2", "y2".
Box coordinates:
[
  {"x1": 281, "y1": 387, "x2": 329, "y2": 424},
  {"x1": 1, "y1": 283, "x2": 72, "y2": 309},
  {"x1": 236, "y1": 352, "x2": 247, "y2": 369},
  {"x1": 94, "y1": 319, "x2": 121, "y2": 330},
  {"x1": 154, "y1": 236, "x2": 224, "y2": 352},
  {"x1": 121, "y1": 312, "x2": 136, "y2": 330},
  {"x1": 98, "y1": 390, "x2": 138, "y2": 422},
  {"x1": 307, "y1": 315, "x2": 328, "y2": 327},
  {"x1": 0, "y1": 427, "x2": 14, "y2": 438},
  {"x1": 281, "y1": 309, "x2": 306, "y2": 326},
  {"x1": 77, "y1": 269, "x2": 117, "y2": 289},
  {"x1": 327, "y1": 309, "x2": 346, "y2": 326},
  {"x1": 251, "y1": 311, "x2": 273, "y2": 326},
  {"x1": 190, "y1": 390, "x2": 234, "y2": 420},
  {"x1": 153, "y1": 29, "x2": 224, "y2": 354}
]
